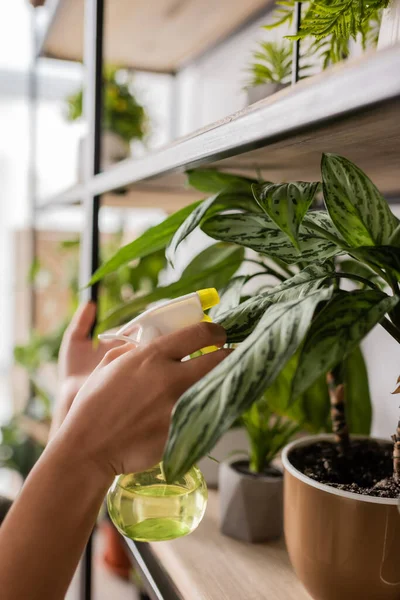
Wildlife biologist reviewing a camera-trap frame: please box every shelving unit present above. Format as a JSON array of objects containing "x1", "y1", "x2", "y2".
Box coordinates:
[{"x1": 30, "y1": 0, "x2": 400, "y2": 599}]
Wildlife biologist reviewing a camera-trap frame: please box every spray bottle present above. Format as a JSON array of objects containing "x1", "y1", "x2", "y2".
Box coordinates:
[{"x1": 101, "y1": 288, "x2": 220, "y2": 542}]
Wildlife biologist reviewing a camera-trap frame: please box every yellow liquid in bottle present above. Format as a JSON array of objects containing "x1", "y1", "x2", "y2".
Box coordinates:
[{"x1": 107, "y1": 464, "x2": 208, "y2": 542}]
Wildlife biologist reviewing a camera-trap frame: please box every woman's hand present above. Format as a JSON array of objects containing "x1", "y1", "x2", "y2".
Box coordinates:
[
  {"x1": 58, "y1": 321, "x2": 229, "y2": 477},
  {"x1": 0, "y1": 320, "x2": 229, "y2": 600},
  {"x1": 51, "y1": 302, "x2": 121, "y2": 437}
]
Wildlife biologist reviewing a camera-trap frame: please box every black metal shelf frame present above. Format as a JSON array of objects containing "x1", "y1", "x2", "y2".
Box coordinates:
[{"x1": 31, "y1": 2, "x2": 298, "y2": 599}]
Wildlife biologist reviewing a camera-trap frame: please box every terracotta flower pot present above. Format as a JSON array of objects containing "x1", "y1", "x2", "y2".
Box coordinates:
[
  {"x1": 282, "y1": 435, "x2": 400, "y2": 600},
  {"x1": 101, "y1": 519, "x2": 132, "y2": 580},
  {"x1": 219, "y1": 458, "x2": 283, "y2": 542}
]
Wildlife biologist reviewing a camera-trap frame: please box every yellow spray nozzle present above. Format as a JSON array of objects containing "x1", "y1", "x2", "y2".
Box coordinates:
[{"x1": 197, "y1": 288, "x2": 220, "y2": 311}]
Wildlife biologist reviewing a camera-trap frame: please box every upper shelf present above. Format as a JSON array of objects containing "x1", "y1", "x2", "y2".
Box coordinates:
[
  {"x1": 37, "y1": 0, "x2": 271, "y2": 73},
  {"x1": 37, "y1": 45, "x2": 400, "y2": 213}
]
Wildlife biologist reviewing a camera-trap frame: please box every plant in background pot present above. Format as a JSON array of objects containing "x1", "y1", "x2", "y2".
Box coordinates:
[
  {"x1": 267, "y1": 0, "x2": 389, "y2": 69},
  {"x1": 219, "y1": 395, "x2": 298, "y2": 542},
  {"x1": 245, "y1": 41, "x2": 292, "y2": 104},
  {"x1": 66, "y1": 65, "x2": 148, "y2": 180}
]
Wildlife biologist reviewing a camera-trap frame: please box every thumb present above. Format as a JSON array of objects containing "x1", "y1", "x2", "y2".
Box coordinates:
[{"x1": 67, "y1": 302, "x2": 97, "y2": 341}]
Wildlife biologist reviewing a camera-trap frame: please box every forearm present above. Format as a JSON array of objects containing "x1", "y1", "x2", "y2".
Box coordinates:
[{"x1": 0, "y1": 431, "x2": 113, "y2": 600}]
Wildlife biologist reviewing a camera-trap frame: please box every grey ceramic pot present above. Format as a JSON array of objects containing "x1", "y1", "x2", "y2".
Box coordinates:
[
  {"x1": 219, "y1": 459, "x2": 283, "y2": 543},
  {"x1": 246, "y1": 82, "x2": 288, "y2": 105}
]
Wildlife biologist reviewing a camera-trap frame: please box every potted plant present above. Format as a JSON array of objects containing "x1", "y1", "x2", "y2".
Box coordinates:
[
  {"x1": 66, "y1": 65, "x2": 148, "y2": 179},
  {"x1": 245, "y1": 41, "x2": 292, "y2": 104},
  {"x1": 89, "y1": 157, "x2": 400, "y2": 595},
  {"x1": 150, "y1": 155, "x2": 398, "y2": 599},
  {"x1": 219, "y1": 395, "x2": 298, "y2": 542},
  {"x1": 267, "y1": 1, "x2": 389, "y2": 69}
]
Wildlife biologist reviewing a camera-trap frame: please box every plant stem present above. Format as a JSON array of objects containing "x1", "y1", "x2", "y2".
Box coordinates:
[
  {"x1": 380, "y1": 318, "x2": 400, "y2": 344},
  {"x1": 334, "y1": 272, "x2": 379, "y2": 290},
  {"x1": 392, "y1": 420, "x2": 400, "y2": 481},
  {"x1": 244, "y1": 259, "x2": 287, "y2": 282},
  {"x1": 245, "y1": 259, "x2": 269, "y2": 271},
  {"x1": 326, "y1": 368, "x2": 349, "y2": 454}
]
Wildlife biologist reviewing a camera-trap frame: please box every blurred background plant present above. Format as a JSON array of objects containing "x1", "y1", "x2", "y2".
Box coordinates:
[
  {"x1": 246, "y1": 41, "x2": 293, "y2": 87},
  {"x1": 267, "y1": 0, "x2": 388, "y2": 69},
  {"x1": 241, "y1": 394, "x2": 299, "y2": 474},
  {"x1": 66, "y1": 65, "x2": 149, "y2": 146}
]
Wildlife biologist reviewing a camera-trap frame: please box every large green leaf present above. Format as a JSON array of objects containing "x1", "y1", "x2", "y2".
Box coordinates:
[
  {"x1": 166, "y1": 188, "x2": 261, "y2": 266},
  {"x1": 87, "y1": 201, "x2": 202, "y2": 286},
  {"x1": 216, "y1": 263, "x2": 334, "y2": 342},
  {"x1": 186, "y1": 169, "x2": 256, "y2": 194},
  {"x1": 350, "y1": 246, "x2": 400, "y2": 280},
  {"x1": 163, "y1": 286, "x2": 333, "y2": 482},
  {"x1": 292, "y1": 290, "x2": 399, "y2": 399},
  {"x1": 95, "y1": 244, "x2": 244, "y2": 333},
  {"x1": 202, "y1": 211, "x2": 342, "y2": 264},
  {"x1": 253, "y1": 181, "x2": 320, "y2": 249},
  {"x1": 321, "y1": 153, "x2": 398, "y2": 247},
  {"x1": 343, "y1": 346, "x2": 372, "y2": 435}
]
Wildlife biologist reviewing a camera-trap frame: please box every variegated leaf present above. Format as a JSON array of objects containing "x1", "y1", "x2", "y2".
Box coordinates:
[
  {"x1": 215, "y1": 263, "x2": 334, "y2": 342},
  {"x1": 166, "y1": 188, "x2": 260, "y2": 266},
  {"x1": 292, "y1": 290, "x2": 399, "y2": 399},
  {"x1": 252, "y1": 181, "x2": 320, "y2": 249},
  {"x1": 163, "y1": 287, "x2": 333, "y2": 482},
  {"x1": 210, "y1": 276, "x2": 248, "y2": 319},
  {"x1": 321, "y1": 153, "x2": 399, "y2": 247},
  {"x1": 202, "y1": 211, "x2": 342, "y2": 264},
  {"x1": 96, "y1": 244, "x2": 243, "y2": 333},
  {"x1": 350, "y1": 246, "x2": 400, "y2": 279}
]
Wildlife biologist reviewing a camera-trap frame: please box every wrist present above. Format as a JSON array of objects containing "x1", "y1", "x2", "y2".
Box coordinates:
[{"x1": 48, "y1": 426, "x2": 115, "y2": 492}]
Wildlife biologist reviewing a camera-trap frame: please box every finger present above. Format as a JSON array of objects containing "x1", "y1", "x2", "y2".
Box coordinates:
[
  {"x1": 181, "y1": 348, "x2": 233, "y2": 383},
  {"x1": 152, "y1": 322, "x2": 227, "y2": 360},
  {"x1": 101, "y1": 343, "x2": 135, "y2": 366},
  {"x1": 67, "y1": 302, "x2": 97, "y2": 341}
]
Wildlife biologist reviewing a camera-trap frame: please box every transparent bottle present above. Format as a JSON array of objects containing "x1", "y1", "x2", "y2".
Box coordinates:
[{"x1": 107, "y1": 463, "x2": 208, "y2": 542}]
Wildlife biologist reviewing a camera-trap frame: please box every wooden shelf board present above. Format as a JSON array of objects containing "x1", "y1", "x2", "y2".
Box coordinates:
[
  {"x1": 37, "y1": 0, "x2": 272, "y2": 73},
  {"x1": 126, "y1": 491, "x2": 311, "y2": 600},
  {"x1": 37, "y1": 46, "x2": 400, "y2": 211}
]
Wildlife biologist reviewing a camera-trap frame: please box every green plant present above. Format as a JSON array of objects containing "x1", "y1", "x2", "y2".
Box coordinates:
[
  {"x1": 267, "y1": 1, "x2": 389, "y2": 68},
  {"x1": 241, "y1": 394, "x2": 299, "y2": 473},
  {"x1": 66, "y1": 66, "x2": 148, "y2": 144},
  {"x1": 247, "y1": 41, "x2": 293, "y2": 86},
  {"x1": 89, "y1": 159, "x2": 388, "y2": 483}
]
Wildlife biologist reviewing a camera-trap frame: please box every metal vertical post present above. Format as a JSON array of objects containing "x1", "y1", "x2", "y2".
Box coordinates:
[
  {"x1": 291, "y1": 2, "x2": 302, "y2": 85},
  {"x1": 28, "y1": 6, "x2": 38, "y2": 333},
  {"x1": 80, "y1": 1, "x2": 104, "y2": 599}
]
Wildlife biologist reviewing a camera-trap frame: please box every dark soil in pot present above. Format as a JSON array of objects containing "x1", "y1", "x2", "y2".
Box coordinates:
[
  {"x1": 289, "y1": 439, "x2": 400, "y2": 498},
  {"x1": 232, "y1": 460, "x2": 282, "y2": 479}
]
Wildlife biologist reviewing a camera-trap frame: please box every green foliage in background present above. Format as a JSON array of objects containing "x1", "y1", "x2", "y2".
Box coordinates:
[
  {"x1": 241, "y1": 395, "x2": 299, "y2": 473},
  {"x1": 266, "y1": 0, "x2": 388, "y2": 69},
  {"x1": 66, "y1": 66, "x2": 148, "y2": 144},
  {"x1": 246, "y1": 41, "x2": 293, "y2": 86}
]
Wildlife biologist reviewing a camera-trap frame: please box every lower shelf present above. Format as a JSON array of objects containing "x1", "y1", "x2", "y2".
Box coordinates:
[{"x1": 125, "y1": 490, "x2": 311, "y2": 600}]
